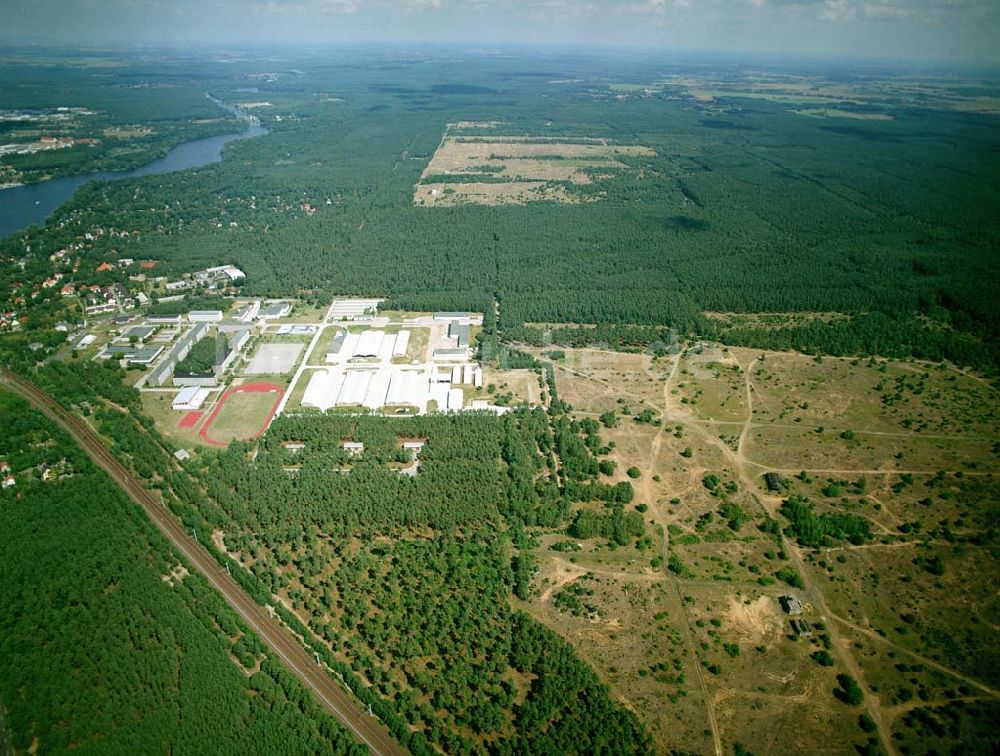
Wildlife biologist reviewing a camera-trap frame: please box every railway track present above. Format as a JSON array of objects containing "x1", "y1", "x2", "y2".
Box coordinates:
[{"x1": 0, "y1": 368, "x2": 406, "y2": 756}]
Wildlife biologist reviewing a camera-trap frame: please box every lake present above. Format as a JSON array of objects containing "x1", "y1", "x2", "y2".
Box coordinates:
[{"x1": 0, "y1": 97, "x2": 266, "y2": 239}]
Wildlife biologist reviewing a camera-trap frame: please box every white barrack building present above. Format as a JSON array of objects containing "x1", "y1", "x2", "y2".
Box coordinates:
[
  {"x1": 172, "y1": 386, "x2": 210, "y2": 411},
  {"x1": 329, "y1": 298, "x2": 382, "y2": 321}
]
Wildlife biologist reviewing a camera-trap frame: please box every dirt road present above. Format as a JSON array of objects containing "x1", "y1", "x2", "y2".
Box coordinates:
[{"x1": 0, "y1": 368, "x2": 406, "y2": 756}]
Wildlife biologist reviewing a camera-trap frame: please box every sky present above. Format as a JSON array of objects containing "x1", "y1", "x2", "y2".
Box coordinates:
[{"x1": 3, "y1": 0, "x2": 999, "y2": 65}]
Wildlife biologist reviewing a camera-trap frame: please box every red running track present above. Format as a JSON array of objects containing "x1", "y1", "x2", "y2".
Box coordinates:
[
  {"x1": 199, "y1": 382, "x2": 283, "y2": 447},
  {"x1": 178, "y1": 411, "x2": 203, "y2": 429}
]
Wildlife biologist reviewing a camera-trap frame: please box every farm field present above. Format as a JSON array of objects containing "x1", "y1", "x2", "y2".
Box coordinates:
[
  {"x1": 414, "y1": 126, "x2": 655, "y2": 206},
  {"x1": 518, "y1": 343, "x2": 1000, "y2": 754}
]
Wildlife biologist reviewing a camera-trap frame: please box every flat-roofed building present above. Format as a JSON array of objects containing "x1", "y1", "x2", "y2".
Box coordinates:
[
  {"x1": 235, "y1": 300, "x2": 261, "y2": 323},
  {"x1": 386, "y1": 371, "x2": 425, "y2": 407},
  {"x1": 449, "y1": 322, "x2": 471, "y2": 348},
  {"x1": 148, "y1": 361, "x2": 173, "y2": 388},
  {"x1": 260, "y1": 302, "x2": 291, "y2": 319},
  {"x1": 429, "y1": 382, "x2": 449, "y2": 410},
  {"x1": 228, "y1": 328, "x2": 251, "y2": 353},
  {"x1": 277, "y1": 324, "x2": 317, "y2": 336},
  {"x1": 433, "y1": 348, "x2": 469, "y2": 362},
  {"x1": 434, "y1": 311, "x2": 471, "y2": 322},
  {"x1": 363, "y1": 371, "x2": 392, "y2": 410},
  {"x1": 100, "y1": 344, "x2": 163, "y2": 365},
  {"x1": 342, "y1": 441, "x2": 364, "y2": 456},
  {"x1": 205, "y1": 265, "x2": 246, "y2": 282},
  {"x1": 172, "y1": 386, "x2": 210, "y2": 411},
  {"x1": 172, "y1": 374, "x2": 217, "y2": 388},
  {"x1": 188, "y1": 310, "x2": 223, "y2": 323},
  {"x1": 329, "y1": 298, "x2": 382, "y2": 321},
  {"x1": 378, "y1": 333, "x2": 396, "y2": 360},
  {"x1": 302, "y1": 369, "x2": 345, "y2": 412},
  {"x1": 392, "y1": 330, "x2": 410, "y2": 357},
  {"x1": 447, "y1": 387, "x2": 464, "y2": 412},
  {"x1": 353, "y1": 330, "x2": 384, "y2": 358},
  {"x1": 146, "y1": 322, "x2": 210, "y2": 387},
  {"x1": 124, "y1": 325, "x2": 156, "y2": 342},
  {"x1": 338, "y1": 332, "x2": 360, "y2": 359},
  {"x1": 337, "y1": 371, "x2": 372, "y2": 406}
]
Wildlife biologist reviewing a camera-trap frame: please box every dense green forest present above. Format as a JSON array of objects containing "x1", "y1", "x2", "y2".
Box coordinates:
[
  {"x1": 0, "y1": 50, "x2": 243, "y2": 182},
  {"x1": 187, "y1": 410, "x2": 652, "y2": 753},
  {"x1": 0, "y1": 390, "x2": 362, "y2": 754},
  {"x1": 1, "y1": 50, "x2": 998, "y2": 370},
  {"x1": 14, "y1": 359, "x2": 653, "y2": 754},
  {"x1": 175, "y1": 332, "x2": 223, "y2": 375}
]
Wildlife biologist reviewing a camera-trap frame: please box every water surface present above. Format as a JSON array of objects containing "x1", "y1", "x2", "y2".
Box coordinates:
[{"x1": 0, "y1": 97, "x2": 266, "y2": 238}]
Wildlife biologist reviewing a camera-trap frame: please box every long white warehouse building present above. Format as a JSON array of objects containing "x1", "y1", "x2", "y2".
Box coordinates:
[{"x1": 386, "y1": 371, "x2": 425, "y2": 406}]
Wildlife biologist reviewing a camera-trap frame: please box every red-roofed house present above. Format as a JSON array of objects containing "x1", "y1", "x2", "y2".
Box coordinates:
[{"x1": 96, "y1": 262, "x2": 115, "y2": 273}]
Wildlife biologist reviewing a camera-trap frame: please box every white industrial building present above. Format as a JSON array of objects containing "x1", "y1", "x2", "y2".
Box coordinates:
[
  {"x1": 301, "y1": 370, "x2": 345, "y2": 412},
  {"x1": 355, "y1": 330, "x2": 384, "y2": 358},
  {"x1": 204, "y1": 265, "x2": 246, "y2": 283},
  {"x1": 276, "y1": 324, "x2": 317, "y2": 336},
  {"x1": 364, "y1": 371, "x2": 392, "y2": 410},
  {"x1": 331, "y1": 330, "x2": 414, "y2": 362},
  {"x1": 290, "y1": 312, "x2": 496, "y2": 417},
  {"x1": 433, "y1": 348, "x2": 470, "y2": 362},
  {"x1": 172, "y1": 386, "x2": 210, "y2": 411},
  {"x1": 385, "y1": 371, "x2": 426, "y2": 407},
  {"x1": 188, "y1": 310, "x2": 224, "y2": 323},
  {"x1": 392, "y1": 330, "x2": 410, "y2": 357},
  {"x1": 339, "y1": 371, "x2": 372, "y2": 406},
  {"x1": 329, "y1": 298, "x2": 382, "y2": 321}
]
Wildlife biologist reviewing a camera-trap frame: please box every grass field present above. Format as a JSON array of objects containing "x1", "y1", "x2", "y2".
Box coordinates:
[
  {"x1": 199, "y1": 382, "x2": 283, "y2": 446},
  {"x1": 140, "y1": 391, "x2": 220, "y2": 449}
]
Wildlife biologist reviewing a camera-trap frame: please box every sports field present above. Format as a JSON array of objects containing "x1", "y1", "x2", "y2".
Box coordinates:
[
  {"x1": 178, "y1": 411, "x2": 202, "y2": 429},
  {"x1": 199, "y1": 382, "x2": 283, "y2": 446}
]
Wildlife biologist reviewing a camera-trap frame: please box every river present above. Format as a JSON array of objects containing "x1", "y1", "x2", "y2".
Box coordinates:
[{"x1": 0, "y1": 96, "x2": 267, "y2": 239}]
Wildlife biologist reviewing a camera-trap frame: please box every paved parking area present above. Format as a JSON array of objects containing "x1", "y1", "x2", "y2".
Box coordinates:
[{"x1": 245, "y1": 343, "x2": 304, "y2": 375}]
